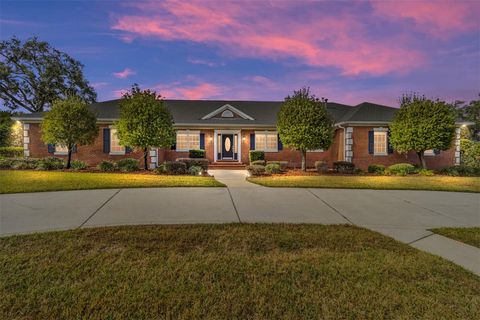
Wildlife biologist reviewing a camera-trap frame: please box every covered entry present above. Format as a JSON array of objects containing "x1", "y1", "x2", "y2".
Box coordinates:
[{"x1": 214, "y1": 130, "x2": 241, "y2": 161}]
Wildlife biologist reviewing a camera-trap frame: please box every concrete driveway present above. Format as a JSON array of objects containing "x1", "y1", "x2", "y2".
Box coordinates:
[{"x1": 1, "y1": 170, "x2": 479, "y2": 274}]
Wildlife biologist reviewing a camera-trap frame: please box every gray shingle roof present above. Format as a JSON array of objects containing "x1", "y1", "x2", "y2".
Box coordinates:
[{"x1": 14, "y1": 99, "x2": 399, "y2": 125}]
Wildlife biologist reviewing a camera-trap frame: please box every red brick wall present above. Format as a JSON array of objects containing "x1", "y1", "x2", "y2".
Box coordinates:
[
  {"x1": 27, "y1": 123, "x2": 147, "y2": 167},
  {"x1": 351, "y1": 126, "x2": 456, "y2": 170}
]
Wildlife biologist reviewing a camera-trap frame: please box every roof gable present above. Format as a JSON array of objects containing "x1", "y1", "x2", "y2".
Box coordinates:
[{"x1": 201, "y1": 104, "x2": 255, "y2": 120}]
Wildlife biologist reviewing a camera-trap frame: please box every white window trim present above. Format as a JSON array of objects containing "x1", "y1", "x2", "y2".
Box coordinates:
[
  {"x1": 373, "y1": 129, "x2": 388, "y2": 156},
  {"x1": 176, "y1": 130, "x2": 200, "y2": 152},
  {"x1": 254, "y1": 130, "x2": 278, "y2": 152},
  {"x1": 109, "y1": 127, "x2": 126, "y2": 155},
  {"x1": 54, "y1": 144, "x2": 68, "y2": 155},
  {"x1": 308, "y1": 149, "x2": 324, "y2": 152},
  {"x1": 424, "y1": 149, "x2": 436, "y2": 156}
]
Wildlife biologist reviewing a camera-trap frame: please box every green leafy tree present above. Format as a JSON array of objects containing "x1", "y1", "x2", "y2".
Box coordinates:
[
  {"x1": 41, "y1": 96, "x2": 98, "y2": 168},
  {"x1": 390, "y1": 94, "x2": 456, "y2": 169},
  {"x1": 277, "y1": 87, "x2": 334, "y2": 171},
  {"x1": 116, "y1": 85, "x2": 176, "y2": 170},
  {"x1": 0, "y1": 111, "x2": 12, "y2": 147},
  {"x1": 0, "y1": 37, "x2": 96, "y2": 112},
  {"x1": 455, "y1": 95, "x2": 479, "y2": 141}
]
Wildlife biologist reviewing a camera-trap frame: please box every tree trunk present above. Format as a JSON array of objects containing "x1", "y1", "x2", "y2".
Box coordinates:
[
  {"x1": 301, "y1": 150, "x2": 307, "y2": 171},
  {"x1": 417, "y1": 151, "x2": 427, "y2": 169},
  {"x1": 144, "y1": 147, "x2": 148, "y2": 170},
  {"x1": 67, "y1": 148, "x2": 72, "y2": 169}
]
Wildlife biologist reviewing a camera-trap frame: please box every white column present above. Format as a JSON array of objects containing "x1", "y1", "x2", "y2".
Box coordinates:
[
  {"x1": 454, "y1": 128, "x2": 461, "y2": 165},
  {"x1": 345, "y1": 127, "x2": 353, "y2": 162},
  {"x1": 149, "y1": 149, "x2": 157, "y2": 169},
  {"x1": 23, "y1": 123, "x2": 30, "y2": 157}
]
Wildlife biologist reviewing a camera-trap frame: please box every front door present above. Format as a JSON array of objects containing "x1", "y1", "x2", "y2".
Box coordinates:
[{"x1": 221, "y1": 134, "x2": 234, "y2": 159}]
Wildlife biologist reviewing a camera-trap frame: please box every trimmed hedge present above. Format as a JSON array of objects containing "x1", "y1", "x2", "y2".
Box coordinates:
[
  {"x1": 71, "y1": 160, "x2": 88, "y2": 170},
  {"x1": 116, "y1": 158, "x2": 139, "y2": 172},
  {"x1": 251, "y1": 160, "x2": 266, "y2": 166},
  {"x1": 249, "y1": 150, "x2": 265, "y2": 163},
  {"x1": 176, "y1": 158, "x2": 209, "y2": 170},
  {"x1": 35, "y1": 157, "x2": 64, "y2": 170},
  {"x1": 98, "y1": 160, "x2": 116, "y2": 172},
  {"x1": 439, "y1": 165, "x2": 480, "y2": 177},
  {"x1": 387, "y1": 163, "x2": 415, "y2": 176},
  {"x1": 368, "y1": 164, "x2": 386, "y2": 174},
  {"x1": 188, "y1": 165, "x2": 203, "y2": 176},
  {"x1": 266, "y1": 161, "x2": 288, "y2": 171},
  {"x1": 156, "y1": 161, "x2": 187, "y2": 175},
  {"x1": 333, "y1": 161, "x2": 355, "y2": 174},
  {"x1": 246, "y1": 164, "x2": 267, "y2": 176},
  {"x1": 315, "y1": 161, "x2": 328, "y2": 174},
  {"x1": 189, "y1": 149, "x2": 205, "y2": 159},
  {"x1": 265, "y1": 163, "x2": 283, "y2": 174},
  {"x1": 0, "y1": 146, "x2": 23, "y2": 158}
]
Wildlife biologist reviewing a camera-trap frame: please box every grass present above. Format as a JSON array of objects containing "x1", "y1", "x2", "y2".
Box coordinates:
[
  {"x1": 431, "y1": 227, "x2": 480, "y2": 248},
  {"x1": 1, "y1": 224, "x2": 479, "y2": 319},
  {"x1": 248, "y1": 175, "x2": 480, "y2": 192},
  {"x1": 0, "y1": 170, "x2": 225, "y2": 194}
]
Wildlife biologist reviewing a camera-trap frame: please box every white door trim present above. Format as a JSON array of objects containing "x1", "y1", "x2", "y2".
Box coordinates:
[{"x1": 214, "y1": 129, "x2": 241, "y2": 162}]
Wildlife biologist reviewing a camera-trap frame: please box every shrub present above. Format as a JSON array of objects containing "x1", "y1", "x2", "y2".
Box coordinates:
[
  {"x1": 386, "y1": 163, "x2": 416, "y2": 176},
  {"x1": 249, "y1": 150, "x2": 265, "y2": 163},
  {"x1": 315, "y1": 161, "x2": 328, "y2": 174},
  {"x1": 246, "y1": 164, "x2": 267, "y2": 176},
  {"x1": 70, "y1": 160, "x2": 88, "y2": 170},
  {"x1": 417, "y1": 169, "x2": 434, "y2": 176},
  {"x1": 354, "y1": 168, "x2": 364, "y2": 175},
  {"x1": 11, "y1": 159, "x2": 38, "y2": 170},
  {"x1": 0, "y1": 146, "x2": 23, "y2": 158},
  {"x1": 333, "y1": 161, "x2": 355, "y2": 174},
  {"x1": 35, "y1": 157, "x2": 64, "y2": 170},
  {"x1": 188, "y1": 165, "x2": 203, "y2": 176},
  {"x1": 460, "y1": 139, "x2": 480, "y2": 168},
  {"x1": 439, "y1": 165, "x2": 480, "y2": 177},
  {"x1": 116, "y1": 158, "x2": 139, "y2": 172},
  {"x1": 156, "y1": 161, "x2": 187, "y2": 175},
  {"x1": 251, "y1": 160, "x2": 266, "y2": 166},
  {"x1": 368, "y1": 164, "x2": 385, "y2": 174},
  {"x1": 176, "y1": 158, "x2": 209, "y2": 170},
  {"x1": 265, "y1": 163, "x2": 283, "y2": 174},
  {"x1": 267, "y1": 161, "x2": 288, "y2": 171},
  {"x1": 98, "y1": 160, "x2": 116, "y2": 172},
  {"x1": 188, "y1": 149, "x2": 205, "y2": 159},
  {"x1": 0, "y1": 158, "x2": 16, "y2": 169}
]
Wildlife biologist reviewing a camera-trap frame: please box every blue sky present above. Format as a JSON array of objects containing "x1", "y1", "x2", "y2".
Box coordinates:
[{"x1": 1, "y1": 0, "x2": 479, "y2": 107}]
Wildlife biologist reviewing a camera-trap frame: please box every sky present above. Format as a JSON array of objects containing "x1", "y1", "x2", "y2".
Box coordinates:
[{"x1": 1, "y1": 0, "x2": 479, "y2": 107}]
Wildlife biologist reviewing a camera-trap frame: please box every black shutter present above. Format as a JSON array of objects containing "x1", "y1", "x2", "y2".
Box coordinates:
[
  {"x1": 171, "y1": 143, "x2": 176, "y2": 150},
  {"x1": 72, "y1": 144, "x2": 77, "y2": 153},
  {"x1": 250, "y1": 133, "x2": 255, "y2": 150},
  {"x1": 277, "y1": 134, "x2": 283, "y2": 151},
  {"x1": 103, "y1": 128, "x2": 110, "y2": 153},
  {"x1": 47, "y1": 144, "x2": 55, "y2": 153},
  {"x1": 125, "y1": 146, "x2": 132, "y2": 153},
  {"x1": 387, "y1": 131, "x2": 394, "y2": 154},
  {"x1": 200, "y1": 133, "x2": 205, "y2": 150},
  {"x1": 368, "y1": 131, "x2": 374, "y2": 154},
  {"x1": 434, "y1": 149, "x2": 440, "y2": 155}
]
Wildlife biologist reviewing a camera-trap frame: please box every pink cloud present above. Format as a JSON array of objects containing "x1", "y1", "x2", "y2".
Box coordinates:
[
  {"x1": 113, "y1": 68, "x2": 136, "y2": 79},
  {"x1": 111, "y1": 1, "x2": 423, "y2": 75},
  {"x1": 187, "y1": 58, "x2": 224, "y2": 67},
  {"x1": 154, "y1": 80, "x2": 223, "y2": 100},
  {"x1": 371, "y1": 1, "x2": 480, "y2": 39}
]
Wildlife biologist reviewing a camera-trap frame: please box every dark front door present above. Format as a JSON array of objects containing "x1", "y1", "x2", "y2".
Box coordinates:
[{"x1": 221, "y1": 134, "x2": 234, "y2": 159}]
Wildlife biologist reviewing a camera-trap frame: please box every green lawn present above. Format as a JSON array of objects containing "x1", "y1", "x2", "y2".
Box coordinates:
[
  {"x1": 0, "y1": 170, "x2": 225, "y2": 194},
  {"x1": 431, "y1": 227, "x2": 480, "y2": 248},
  {"x1": 248, "y1": 175, "x2": 480, "y2": 192},
  {"x1": 1, "y1": 225, "x2": 479, "y2": 319}
]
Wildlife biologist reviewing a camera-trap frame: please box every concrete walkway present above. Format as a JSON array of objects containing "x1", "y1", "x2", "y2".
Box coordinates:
[{"x1": 1, "y1": 169, "x2": 479, "y2": 274}]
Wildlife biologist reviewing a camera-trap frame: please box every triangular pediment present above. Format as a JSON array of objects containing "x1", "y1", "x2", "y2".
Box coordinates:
[{"x1": 201, "y1": 104, "x2": 254, "y2": 120}]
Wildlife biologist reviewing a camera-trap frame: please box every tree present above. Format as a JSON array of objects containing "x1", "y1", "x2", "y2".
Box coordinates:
[
  {"x1": 0, "y1": 37, "x2": 96, "y2": 113},
  {"x1": 116, "y1": 84, "x2": 176, "y2": 170},
  {"x1": 456, "y1": 95, "x2": 479, "y2": 141},
  {"x1": 389, "y1": 94, "x2": 456, "y2": 169},
  {"x1": 41, "y1": 96, "x2": 98, "y2": 168},
  {"x1": 277, "y1": 87, "x2": 334, "y2": 171},
  {"x1": 0, "y1": 111, "x2": 12, "y2": 147}
]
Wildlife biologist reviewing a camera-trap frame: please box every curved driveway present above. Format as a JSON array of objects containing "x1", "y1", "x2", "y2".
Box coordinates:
[{"x1": 1, "y1": 170, "x2": 479, "y2": 273}]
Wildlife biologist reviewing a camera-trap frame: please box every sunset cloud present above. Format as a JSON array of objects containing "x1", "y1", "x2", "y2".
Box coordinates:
[
  {"x1": 113, "y1": 68, "x2": 136, "y2": 79},
  {"x1": 111, "y1": 0, "x2": 423, "y2": 76},
  {"x1": 154, "y1": 79, "x2": 223, "y2": 100}
]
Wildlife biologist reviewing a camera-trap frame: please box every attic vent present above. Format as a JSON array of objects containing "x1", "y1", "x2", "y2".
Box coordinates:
[{"x1": 221, "y1": 110, "x2": 234, "y2": 118}]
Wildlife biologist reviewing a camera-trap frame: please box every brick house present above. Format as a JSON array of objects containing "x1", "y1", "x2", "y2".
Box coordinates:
[{"x1": 15, "y1": 99, "x2": 466, "y2": 170}]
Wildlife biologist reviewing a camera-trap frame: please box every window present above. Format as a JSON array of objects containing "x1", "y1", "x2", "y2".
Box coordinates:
[
  {"x1": 373, "y1": 131, "x2": 387, "y2": 155},
  {"x1": 110, "y1": 128, "x2": 125, "y2": 154},
  {"x1": 54, "y1": 144, "x2": 68, "y2": 155},
  {"x1": 308, "y1": 149, "x2": 324, "y2": 152},
  {"x1": 176, "y1": 130, "x2": 200, "y2": 151},
  {"x1": 255, "y1": 131, "x2": 278, "y2": 152},
  {"x1": 221, "y1": 110, "x2": 234, "y2": 118},
  {"x1": 424, "y1": 149, "x2": 435, "y2": 156}
]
